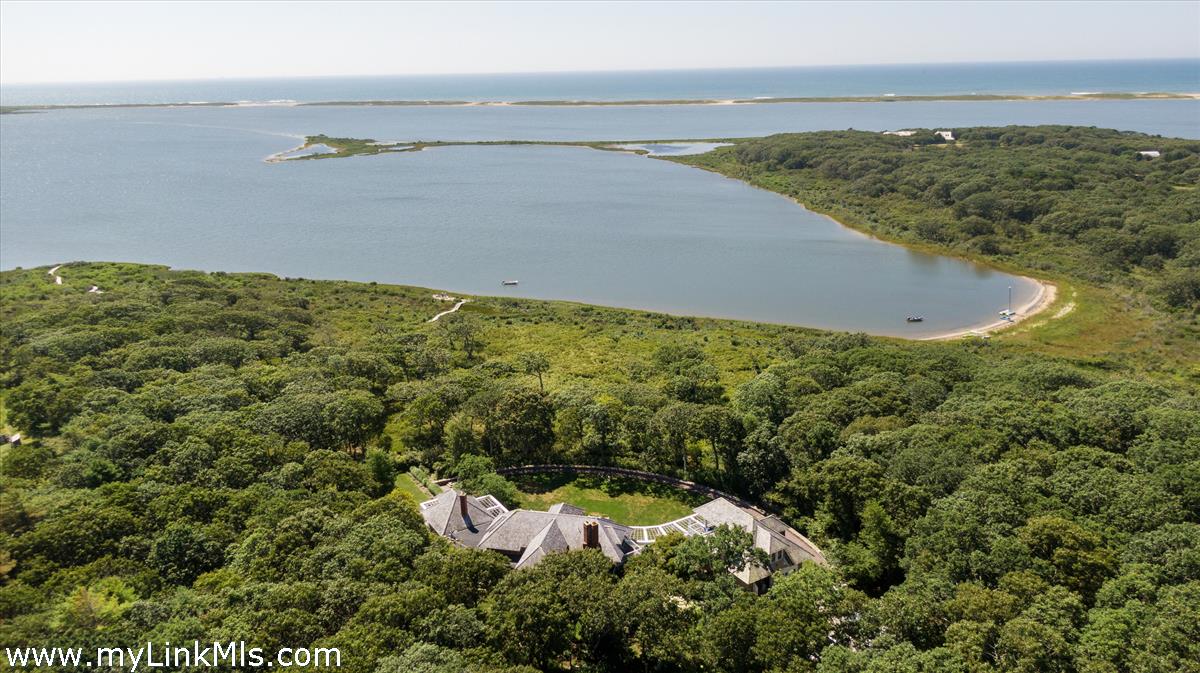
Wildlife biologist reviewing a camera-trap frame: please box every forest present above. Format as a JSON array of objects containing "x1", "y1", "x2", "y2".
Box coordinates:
[{"x1": 1, "y1": 125, "x2": 1198, "y2": 673}]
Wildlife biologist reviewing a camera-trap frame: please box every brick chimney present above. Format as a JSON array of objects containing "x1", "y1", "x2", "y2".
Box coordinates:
[
  {"x1": 583, "y1": 521, "x2": 600, "y2": 549},
  {"x1": 458, "y1": 493, "x2": 468, "y2": 518}
]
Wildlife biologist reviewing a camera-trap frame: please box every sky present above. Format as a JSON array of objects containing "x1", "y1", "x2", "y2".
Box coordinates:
[{"x1": 1, "y1": 1, "x2": 1198, "y2": 84}]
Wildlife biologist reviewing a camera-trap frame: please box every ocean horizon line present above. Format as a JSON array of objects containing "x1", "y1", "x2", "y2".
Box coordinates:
[
  {"x1": 2, "y1": 56, "x2": 1197, "y2": 88},
  {"x1": 3, "y1": 59, "x2": 1196, "y2": 107}
]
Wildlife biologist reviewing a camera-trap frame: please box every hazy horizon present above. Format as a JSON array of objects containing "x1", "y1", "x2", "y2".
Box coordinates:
[
  {"x1": 3, "y1": 56, "x2": 1198, "y2": 89},
  {"x1": 2, "y1": 1, "x2": 1198, "y2": 85}
]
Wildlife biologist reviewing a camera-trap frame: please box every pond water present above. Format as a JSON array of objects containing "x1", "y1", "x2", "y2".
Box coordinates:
[{"x1": 3, "y1": 99, "x2": 1194, "y2": 335}]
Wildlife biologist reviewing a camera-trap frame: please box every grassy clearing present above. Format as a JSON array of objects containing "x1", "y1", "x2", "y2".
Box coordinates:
[
  {"x1": 394, "y1": 472, "x2": 431, "y2": 503},
  {"x1": 409, "y1": 466, "x2": 442, "y2": 495},
  {"x1": 512, "y1": 473, "x2": 705, "y2": 525}
]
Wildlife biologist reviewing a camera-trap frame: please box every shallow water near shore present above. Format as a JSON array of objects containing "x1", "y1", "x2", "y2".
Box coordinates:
[
  {"x1": 274, "y1": 142, "x2": 337, "y2": 159},
  {"x1": 615, "y1": 142, "x2": 733, "y2": 155}
]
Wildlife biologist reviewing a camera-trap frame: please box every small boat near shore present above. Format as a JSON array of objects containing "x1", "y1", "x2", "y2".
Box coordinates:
[
  {"x1": 501, "y1": 280, "x2": 519, "y2": 286},
  {"x1": 906, "y1": 316, "x2": 924, "y2": 323}
]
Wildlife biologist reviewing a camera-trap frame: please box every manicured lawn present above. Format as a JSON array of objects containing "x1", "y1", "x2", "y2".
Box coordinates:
[
  {"x1": 513, "y1": 473, "x2": 705, "y2": 526},
  {"x1": 394, "y1": 472, "x2": 431, "y2": 503}
]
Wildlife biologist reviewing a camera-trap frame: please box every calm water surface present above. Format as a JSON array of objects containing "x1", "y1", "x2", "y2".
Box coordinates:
[
  {"x1": 2, "y1": 60, "x2": 1196, "y2": 105},
  {"x1": 4, "y1": 99, "x2": 1196, "y2": 335}
]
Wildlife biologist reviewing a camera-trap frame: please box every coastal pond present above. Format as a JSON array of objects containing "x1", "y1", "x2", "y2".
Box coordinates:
[{"x1": 0, "y1": 104, "x2": 1058, "y2": 336}]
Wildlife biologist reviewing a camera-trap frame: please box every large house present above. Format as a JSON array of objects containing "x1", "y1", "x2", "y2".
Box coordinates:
[{"x1": 420, "y1": 488, "x2": 825, "y2": 592}]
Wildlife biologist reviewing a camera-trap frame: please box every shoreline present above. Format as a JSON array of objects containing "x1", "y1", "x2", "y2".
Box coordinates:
[
  {"x1": 669, "y1": 159, "x2": 1068, "y2": 341},
  {"x1": 4, "y1": 91, "x2": 1198, "y2": 114},
  {"x1": 264, "y1": 136, "x2": 744, "y2": 162},
  {"x1": 264, "y1": 133, "x2": 1068, "y2": 341},
  {"x1": 263, "y1": 141, "x2": 315, "y2": 163},
  {"x1": 14, "y1": 260, "x2": 1056, "y2": 341},
  {"x1": 921, "y1": 278, "x2": 1057, "y2": 341},
  {"x1": 763, "y1": 193, "x2": 1063, "y2": 341}
]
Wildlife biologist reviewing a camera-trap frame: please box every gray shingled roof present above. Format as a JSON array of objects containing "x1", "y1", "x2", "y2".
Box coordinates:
[
  {"x1": 421, "y1": 489, "x2": 823, "y2": 579},
  {"x1": 756, "y1": 515, "x2": 824, "y2": 565},
  {"x1": 693, "y1": 497, "x2": 757, "y2": 530},
  {"x1": 514, "y1": 520, "x2": 570, "y2": 569},
  {"x1": 420, "y1": 489, "x2": 497, "y2": 547},
  {"x1": 476, "y1": 510, "x2": 637, "y2": 564}
]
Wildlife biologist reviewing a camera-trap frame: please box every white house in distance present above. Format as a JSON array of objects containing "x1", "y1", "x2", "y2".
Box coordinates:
[
  {"x1": 883, "y1": 130, "x2": 955, "y2": 141},
  {"x1": 1138, "y1": 150, "x2": 1161, "y2": 158},
  {"x1": 420, "y1": 489, "x2": 826, "y2": 593}
]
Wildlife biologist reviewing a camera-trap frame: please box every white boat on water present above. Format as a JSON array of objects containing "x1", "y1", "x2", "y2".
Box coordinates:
[{"x1": 501, "y1": 280, "x2": 519, "y2": 286}]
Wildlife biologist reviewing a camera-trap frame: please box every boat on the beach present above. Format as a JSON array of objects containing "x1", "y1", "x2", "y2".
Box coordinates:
[
  {"x1": 501, "y1": 280, "x2": 519, "y2": 286},
  {"x1": 906, "y1": 316, "x2": 924, "y2": 323}
]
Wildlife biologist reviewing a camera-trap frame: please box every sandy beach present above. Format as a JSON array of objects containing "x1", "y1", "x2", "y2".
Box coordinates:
[{"x1": 922, "y1": 278, "x2": 1057, "y2": 341}]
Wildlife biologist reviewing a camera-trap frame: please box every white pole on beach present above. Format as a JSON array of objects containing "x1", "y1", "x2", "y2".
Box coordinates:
[{"x1": 1008, "y1": 286, "x2": 1012, "y2": 314}]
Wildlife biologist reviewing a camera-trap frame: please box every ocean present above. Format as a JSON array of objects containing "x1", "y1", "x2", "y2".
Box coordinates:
[{"x1": 2, "y1": 59, "x2": 1197, "y2": 106}]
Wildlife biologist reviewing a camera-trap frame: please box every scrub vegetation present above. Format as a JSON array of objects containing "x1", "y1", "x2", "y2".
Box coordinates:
[{"x1": 2, "y1": 124, "x2": 1198, "y2": 672}]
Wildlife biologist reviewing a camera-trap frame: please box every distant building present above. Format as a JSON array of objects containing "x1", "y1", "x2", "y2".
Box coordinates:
[
  {"x1": 421, "y1": 489, "x2": 826, "y2": 592},
  {"x1": 935, "y1": 130, "x2": 955, "y2": 141},
  {"x1": 883, "y1": 130, "x2": 917, "y2": 137},
  {"x1": 1138, "y1": 150, "x2": 1161, "y2": 158}
]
